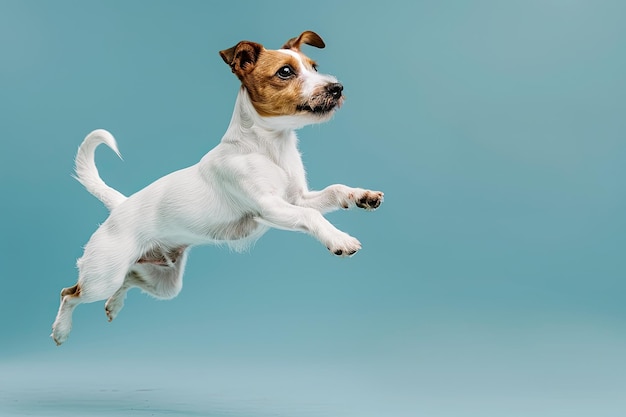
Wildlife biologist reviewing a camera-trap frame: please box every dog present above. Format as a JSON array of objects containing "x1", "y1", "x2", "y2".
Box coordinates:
[{"x1": 51, "y1": 31, "x2": 384, "y2": 346}]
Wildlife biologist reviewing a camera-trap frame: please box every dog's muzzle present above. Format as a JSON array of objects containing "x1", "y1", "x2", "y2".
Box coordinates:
[{"x1": 297, "y1": 82, "x2": 344, "y2": 115}]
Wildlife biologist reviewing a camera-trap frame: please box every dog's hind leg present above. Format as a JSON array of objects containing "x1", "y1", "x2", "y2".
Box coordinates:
[
  {"x1": 51, "y1": 266, "x2": 129, "y2": 345},
  {"x1": 105, "y1": 248, "x2": 188, "y2": 322},
  {"x1": 104, "y1": 271, "x2": 135, "y2": 322},
  {"x1": 135, "y1": 248, "x2": 188, "y2": 299},
  {"x1": 51, "y1": 233, "x2": 142, "y2": 345},
  {"x1": 50, "y1": 284, "x2": 82, "y2": 346},
  {"x1": 51, "y1": 265, "x2": 132, "y2": 345}
]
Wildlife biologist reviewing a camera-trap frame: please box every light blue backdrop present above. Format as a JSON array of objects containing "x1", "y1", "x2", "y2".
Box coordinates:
[{"x1": 1, "y1": 1, "x2": 625, "y2": 416}]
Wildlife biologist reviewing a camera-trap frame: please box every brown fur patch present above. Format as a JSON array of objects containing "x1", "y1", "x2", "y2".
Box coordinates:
[
  {"x1": 61, "y1": 283, "x2": 80, "y2": 298},
  {"x1": 238, "y1": 50, "x2": 308, "y2": 117},
  {"x1": 220, "y1": 36, "x2": 333, "y2": 118},
  {"x1": 220, "y1": 41, "x2": 263, "y2": 77},
  {"x1": 282, "y1": 31, "x2": 325, "y2": 51}
]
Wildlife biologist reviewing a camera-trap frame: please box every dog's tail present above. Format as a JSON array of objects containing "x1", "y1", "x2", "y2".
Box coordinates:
[{"x1": 74, "y1": 129, "x2": 127, "y2": 211}]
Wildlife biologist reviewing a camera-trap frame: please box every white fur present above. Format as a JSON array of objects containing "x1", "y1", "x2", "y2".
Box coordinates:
[
  {"x1": 277, "y1": 48, "x2": 337, "y2": 100},
  {"x1": 51, "y1": 54, "x2": 383, "y2": 346}
]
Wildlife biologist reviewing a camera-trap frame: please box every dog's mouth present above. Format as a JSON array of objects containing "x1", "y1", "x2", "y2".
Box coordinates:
[
  {"x1": 296, "y1": 96, "x2": 343, "y2": 116},
  {"x1": 297, "y1": 103, "x2": 336, "y2": 114},
  {"x1": 297, "y1": 82, "x2": 344, "y2": 116}
]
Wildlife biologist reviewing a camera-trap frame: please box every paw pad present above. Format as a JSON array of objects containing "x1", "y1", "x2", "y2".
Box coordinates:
[{"x1": 356, "y1": 191, "x2": 384, "y2": 210}]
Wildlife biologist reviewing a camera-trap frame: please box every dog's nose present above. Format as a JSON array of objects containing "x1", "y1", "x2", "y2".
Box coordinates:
[{"x1": 327, "y1": 83, "x2": 343, "y2": 99}]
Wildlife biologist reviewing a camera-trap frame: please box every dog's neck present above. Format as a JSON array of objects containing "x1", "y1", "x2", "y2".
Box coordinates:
[
  {"x1": 221, "y1": 87, "x2": 301, "y2": 161},
  {"x1": 228, "y1": 87, "x2": 309, "y2": 133}
]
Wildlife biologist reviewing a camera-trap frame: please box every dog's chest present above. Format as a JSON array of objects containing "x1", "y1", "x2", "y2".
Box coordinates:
[
  {"x1": 276, "y1": 153, "x2": 307, "y2": 204},
  {"x1": 281, "y1": 170, "x2": 304, "y2": 204}
]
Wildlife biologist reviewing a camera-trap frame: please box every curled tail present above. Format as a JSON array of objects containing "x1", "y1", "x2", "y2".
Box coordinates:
[{"x1": 74, "y1": 129, "x2": 127, "y2": 211}]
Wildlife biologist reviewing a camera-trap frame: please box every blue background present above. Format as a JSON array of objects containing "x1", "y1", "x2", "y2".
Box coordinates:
[{"x1": 1, "y1": 1, "x2": 625, "y2": 416}]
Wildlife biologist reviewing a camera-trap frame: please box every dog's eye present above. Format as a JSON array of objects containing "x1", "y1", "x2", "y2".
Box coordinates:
[
  {"x1": 312, "y1": 64, "x2": 318, "y2": 72},
  {"x1": 276, "y1": 65, "x2": 295, "y2": 80}
]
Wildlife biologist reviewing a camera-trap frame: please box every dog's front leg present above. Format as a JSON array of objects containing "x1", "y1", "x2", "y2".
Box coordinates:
[
  {"x1": 298, "y1": 185, "x2": 384, "y2": 214},
  {"x1": 255, "y1": 196, "x2": 362, "y2": 257}
]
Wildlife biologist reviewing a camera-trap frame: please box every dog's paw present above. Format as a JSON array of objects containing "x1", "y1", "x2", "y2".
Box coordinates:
[
  {"x1": 105, "y1": 296, "x2": 125, "y2": 322},
  {"x1": 50, "y1": 323, "x2": 70, "y2": 346},
  {"x1": 354, "y1": 190, "x2": 384, "y2": 211},
  {"x1": 327, "y1": 233, "x2": 362, "y2": 257}
]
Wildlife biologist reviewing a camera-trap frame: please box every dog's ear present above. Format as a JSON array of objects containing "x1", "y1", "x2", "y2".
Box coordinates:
[
  {"x1": 219, "y1": 41, "x2": 264, "y2": 78},
  {"x1": 282, "y1": 31, "x2": 325, "y2": 51}
]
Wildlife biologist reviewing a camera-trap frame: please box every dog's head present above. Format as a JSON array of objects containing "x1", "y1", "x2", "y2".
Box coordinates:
[{"x1": 220, "y1": 31, "x2": 343, "y2": 125}]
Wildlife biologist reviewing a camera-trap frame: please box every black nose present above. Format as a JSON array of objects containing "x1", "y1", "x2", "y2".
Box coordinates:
[{"x1": 327, "y1": 83, "x2": 343, "y2": 99}]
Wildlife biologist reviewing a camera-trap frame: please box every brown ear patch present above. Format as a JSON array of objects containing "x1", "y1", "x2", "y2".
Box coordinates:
[
  {"x1": 219, "y1": 41, "x2": 264, "y2": 79},
  {"x1": 282, "y1": 31, "x2": 325, "y2": 51}
]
